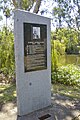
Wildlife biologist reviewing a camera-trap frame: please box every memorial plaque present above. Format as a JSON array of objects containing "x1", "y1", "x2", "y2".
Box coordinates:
[
  {"x1": 24, "y1": 23, "x2": 47, "y2": 72},
  {"x1": 14, "y1": 10, "x2": 51, "y2": 116}
]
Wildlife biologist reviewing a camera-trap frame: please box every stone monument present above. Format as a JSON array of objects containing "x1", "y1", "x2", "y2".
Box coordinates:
[{"x1": 14, "y1": 9, "x2": 51, "y2": 116}]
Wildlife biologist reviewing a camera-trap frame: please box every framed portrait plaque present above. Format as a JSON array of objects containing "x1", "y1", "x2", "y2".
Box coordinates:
[{"x1": 24, "y1": 23, "x2": 47, "y2": 72}]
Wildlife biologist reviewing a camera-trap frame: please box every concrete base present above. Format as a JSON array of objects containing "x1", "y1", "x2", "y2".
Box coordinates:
[{"x1": 17, "y1": 105, "x2": 55, "y2": 120}]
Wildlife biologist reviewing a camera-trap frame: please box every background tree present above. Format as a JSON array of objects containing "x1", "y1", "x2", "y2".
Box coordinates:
[
  {"x1": 53, "y1": 0, "x2": 79, "y2": 29},
  {"x1": 12, "y1": 0, "x2": 42, "y2": 13},
  {"x1": 0, "y1": 0, "x2": 80, "y2": 83},
  {"x1": 73, "y1": 0, "x2": 80, "y2": 45},
  {"x1": 73, "y1": 0, "x2": 80, "y2": 30},
  {"x1": 0, "y1": 27, "x2": 14, "y2": 79},
  {"x1": 0, "y1": 0, "x2": 43, "y2": 83},
  {"x1": 0, "y1": 0, "x2": 12, "y2": 32}
]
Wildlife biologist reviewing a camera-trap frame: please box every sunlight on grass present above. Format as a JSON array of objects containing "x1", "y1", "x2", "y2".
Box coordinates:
[
  {"x1": 0, "y1": 83, "x2": 80, "y2": 104},
  {"x1": 13, "y1": 91, "x2": 16, "y2": 97},
  {"x1": 0, "y1": 84, "x2": 16, "y2": 104},
  {"x1": 0, "y1": 93, "x2": 3, "y2": 97},
  {"x1": 52, "y1": 83, "x2": 80, "y2": 99}
]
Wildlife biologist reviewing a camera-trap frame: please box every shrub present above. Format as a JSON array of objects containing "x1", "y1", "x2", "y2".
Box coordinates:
[
  {"x1": 51, "y1": 39, "x2": 65, "y2": 72},
  {"x1": 52, "y1": 64, "x2": 80, "y2": 86},
  {"x1": 0, "y1": 27, "x2": 15, "y2": 82}
]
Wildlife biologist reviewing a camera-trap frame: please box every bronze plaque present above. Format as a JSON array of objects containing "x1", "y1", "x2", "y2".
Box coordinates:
[{"x1": 24, "y1": 23, "x2": 47, "y2": 72}]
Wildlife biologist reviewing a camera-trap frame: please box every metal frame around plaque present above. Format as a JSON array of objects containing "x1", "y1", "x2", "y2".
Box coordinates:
[{"x1": 24, "y1": 23, "x2": 47, "y2": 72}]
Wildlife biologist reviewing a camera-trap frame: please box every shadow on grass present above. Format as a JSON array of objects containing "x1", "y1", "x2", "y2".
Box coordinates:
[
  {"x1": 0, "y1": 84, "x2": 17, "y2": 111},
  {"x1": 51, "y1": 83, "x2": 80, "y2": 120},
  {"x1": 51, "y1": 93, "x2": 80, "y2": 120},
  {"x1": 0, "y1": 83, "x2": 80, "y2": 120},
  {"x1": 16, "y1": 93, "x2": 80, "y2": 120},
  {"x1": 52, "y1": 83, "x2": 80, "y2": 100}
]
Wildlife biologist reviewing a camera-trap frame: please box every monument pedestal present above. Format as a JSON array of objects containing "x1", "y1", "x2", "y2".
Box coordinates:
[{"x1": 14, "y1": 9, "x2": 51, "y2": 116}]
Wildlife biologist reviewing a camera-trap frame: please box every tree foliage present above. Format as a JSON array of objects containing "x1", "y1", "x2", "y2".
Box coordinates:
[
  {"x1": 0, "y1": 27, "x2": 15, "y2": 77},
  {"x1": 0, "y1": 0, "x2": 12, "y2": 18},
  {"x1": 51, "y1": 28, "x2": 80, "y2": 86},
  {"x1": 52, "y1": 64, "x2": 80, "y2": 86},
  {"x1": 52, "y1": 28, "x2": 79, "y2": 54},
  {"x1": 12, "y1": 0, "x2": 42, "y2": 13},
  {"x1": 0, "y1": 0, "x2": 13, "y2": 28},
  {"x1": 53, "y1": 0, "x2": 80, "y2": 29},
  {"x1": 51, "y1": 28, "x2": 79, "y2": 72},
  {"x1": 0, "y1": 0, "x2": 80, "y2": 84},
  {"x1": 39, "y1": 0, "x2": 80, "y2": 30},
  {"x1": 0, "y1": 0, "x2": 42, "y2": 83},
  {"x1": 12, "y1": 0, "x2": 35, "y2": 9}
]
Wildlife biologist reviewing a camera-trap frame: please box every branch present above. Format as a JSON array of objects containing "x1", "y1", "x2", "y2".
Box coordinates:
[
  {"x1": 12, "y1": 0, "x2": 22, "y2": 9},
  {"x1": 12, "y1": 0, "x2": 18, "y2": 8},
  {"x1": 33, "y1": 0, "x2": 42, "y2": 13}
]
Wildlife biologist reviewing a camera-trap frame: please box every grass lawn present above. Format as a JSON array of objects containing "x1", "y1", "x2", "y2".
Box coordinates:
[
  {"x1": 52, "y1": 83, "x2": 80, "y2": 99},
  {"x1": 0, "y1": 84, "x2": 16, "y2": 105},
  {"x1": 0, "y1": 83, "x2": 80, "y2": 105}
]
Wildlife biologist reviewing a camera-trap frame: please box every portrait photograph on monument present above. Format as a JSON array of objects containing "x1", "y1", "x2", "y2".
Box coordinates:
[{"x1": 33, "y1": 27, "x2": 40, "y2": 39}]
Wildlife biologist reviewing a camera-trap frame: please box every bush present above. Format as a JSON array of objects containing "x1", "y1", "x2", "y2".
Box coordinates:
[
  {"x1": 0, "y1": 27, "x2": 15, "y2": 82},
  {"x1": 52, "y1": 64, "x2": 80, "y2": 86},
  {"x1": 51, "y1": 39, "x2": 65, "y2": 72}
]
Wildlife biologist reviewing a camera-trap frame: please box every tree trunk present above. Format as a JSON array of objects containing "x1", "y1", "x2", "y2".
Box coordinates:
[
  {"x1": 12, "y1": 0, "x2": 42, "y2": 13},
  {"x1": 33, "y1": 0, "x2": 42, "y2": 13},
  {"x1": 12, "y1": 0, "x2": 17, "y2": 8},
  {"x1": 6, "y1": 16, "x2": 7, "y2": 35},
  {"x1": 12, "y1": 0, "x2": 22, "y2": 9}
]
